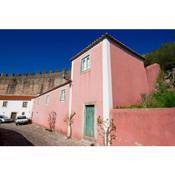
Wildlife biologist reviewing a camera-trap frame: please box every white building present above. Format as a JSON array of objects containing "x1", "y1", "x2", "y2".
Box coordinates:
[{"x1": 0, "y1": 95, "x2": 34, "y2": 120}]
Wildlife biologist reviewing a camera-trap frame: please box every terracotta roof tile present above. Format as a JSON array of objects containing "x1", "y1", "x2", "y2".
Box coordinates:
[{"x1": 0, "y1": 95, "x2": 35, "y2": 101}]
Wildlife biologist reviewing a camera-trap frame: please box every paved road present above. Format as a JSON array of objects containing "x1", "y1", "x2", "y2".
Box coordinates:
[{"x1": 0, "y1": 123, "x2": 91, "y2": 146}]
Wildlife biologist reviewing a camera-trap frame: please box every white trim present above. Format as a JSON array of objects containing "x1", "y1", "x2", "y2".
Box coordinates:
[
  {"x1": 82, "y1": 104, "x2": 85, "y2": 138},
  {"x1": 102, "y1": 39, "x2": 113, "y2": 146},
  {"x1": 60, "y1": 89, "x2": 66, "y2": 102},
  {"x1": 102, "y1": 39, "x2": 113, "y2": 121},
  {"x1": 68, "y1": 61, "x2": 74, "y2": 117},
  {"x1": 80, "y1": 55, "x2": 90, "y2": 72},
  {"x1": 45, "y1": 95, "x2": 50, "y2": 105},
  {"x1": 67, "y1": 61, "x2": 73, "y2": 138}
]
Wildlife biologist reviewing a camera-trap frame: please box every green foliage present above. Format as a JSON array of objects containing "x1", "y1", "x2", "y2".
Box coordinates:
[
  {"x1": 124, "y1": 90, "x2": 175, "y2": 109},
  {"x1": 156, "y1": 71, "x2": 169, "y2": 92},
  {"x1": 152, "y1": 91, "x2": 175, "y2": 107},
  {"x1": 144, "y1": 42, "x2": 175, "y2": 70}
]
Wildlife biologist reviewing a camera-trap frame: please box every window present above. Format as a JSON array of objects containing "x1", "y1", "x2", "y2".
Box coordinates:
[
  {"x1": 2, "y1": 101, "x2": 8, "y2": 107},
  {"x1": 81, "y1": 56, "x2": 90, "y2": 72},
  {"x1": 60, "y1": 89, "x2": 66, "y2": 102},
  {"x1": 46, "y1": 95, "x2": 50, "y2": 104},
  {"x1": 38, "y1": 98, "x2": 40, "y2": 105},
  {"x1": 22, "y1": 112, "x2": 25, "y2": 115},
  {"x1": 22, "y1": 101, "x2": 28, "y2": 108}
]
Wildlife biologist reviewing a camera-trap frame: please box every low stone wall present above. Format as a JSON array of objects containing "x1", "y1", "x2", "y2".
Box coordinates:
[{"x1": 111, "y1": 108, "x2": 175, "y2": 146}]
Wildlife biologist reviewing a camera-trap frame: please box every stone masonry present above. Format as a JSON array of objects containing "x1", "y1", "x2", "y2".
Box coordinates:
[{"x1": 0, "y1": 70, "x2": 70, "y2": 96}]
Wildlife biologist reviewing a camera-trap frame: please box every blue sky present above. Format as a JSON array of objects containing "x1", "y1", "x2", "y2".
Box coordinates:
[{"x1": 0, "y1": 29, "x2": 174, "y2": 74}]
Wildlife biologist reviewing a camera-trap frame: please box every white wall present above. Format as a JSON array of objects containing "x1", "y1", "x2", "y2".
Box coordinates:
[{"x1": 0, "y1": 100, "x2": 33, "y2": 119}]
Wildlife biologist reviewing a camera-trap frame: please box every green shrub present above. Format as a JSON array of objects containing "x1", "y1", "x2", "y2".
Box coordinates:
[
  {"x1": 144, "y1": 42, "x2": 175, "y2": 71},
  {"x1": 123, "y1": 90, "x2": 175, "y2": 109},
  {"x1": 153, "y1": 91, "x2": 175, "y2": 107}
]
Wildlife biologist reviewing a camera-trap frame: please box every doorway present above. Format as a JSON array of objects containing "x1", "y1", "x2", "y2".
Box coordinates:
[
  {"x1": 84, "y1": 105, "x2": 95, "y2": 138},
  {"x1": 11, "y1": 112, "x2": 17, "y2": 121}
]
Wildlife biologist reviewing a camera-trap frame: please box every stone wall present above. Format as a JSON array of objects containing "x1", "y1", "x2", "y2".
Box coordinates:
[{"x1": 0, "y1": 70, "x2": 71, "y2": 96}]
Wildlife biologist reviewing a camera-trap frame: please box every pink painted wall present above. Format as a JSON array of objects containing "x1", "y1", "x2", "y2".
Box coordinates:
[
  {"x1": 71, "y1": 42, "x2": 104, "y2": 144},
  {"x1": 110, "y1": 42, "x2": 149, "y2": 107},
  {"x1": 146, "y1": 63, "x2": 160, "y2": 92},
  {"x1": 31, "y1": 38, "x2": 162, "y2": 145},
  {"x1": 32, "y1": 83, "x2": 70, "y2": 134},
  {"x1": 111, "y1": 108, "x2": 175, "y2": 146}
]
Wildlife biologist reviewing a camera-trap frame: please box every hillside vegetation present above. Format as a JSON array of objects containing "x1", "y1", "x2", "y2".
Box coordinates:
[
  {"x1": 144, "y1": 42, "x2": 175, "y2": 71},
  {"x1": 128, "y1": 72, "x2": 175, "y2": 108},
  {"x1": 124, "y1": 42, "x2": 175, "y2": 108}
]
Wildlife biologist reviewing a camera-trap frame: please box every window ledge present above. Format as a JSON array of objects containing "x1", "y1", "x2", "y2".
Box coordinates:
[{"x1": 80, "y1": 69, "x2": 91, "y2": 75}]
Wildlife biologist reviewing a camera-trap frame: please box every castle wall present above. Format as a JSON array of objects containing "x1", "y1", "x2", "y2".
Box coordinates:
[{"x1": 0, "y1": 71, "x2": 70, "y2": 96}]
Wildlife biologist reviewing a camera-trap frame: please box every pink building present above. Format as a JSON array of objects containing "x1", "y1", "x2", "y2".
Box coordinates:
[
  {"x1": 32, "y1": 33, "x2": 160, "y2": 145},
  {"x1": 32, "y1": 81, "x2": 71, "y2": 135}
]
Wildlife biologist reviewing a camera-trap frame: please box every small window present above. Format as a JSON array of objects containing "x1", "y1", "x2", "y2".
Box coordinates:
[
  {"x1": 22, "y1": 112, "x2": 25, "y2": 115},
  {"x1": 2, "y1": 101, "x2": 8, "y2": 107},
  {"x1": 46, "y1": 95, "x2": 50, "y2": 104},
  {"x1": 38, "y1": 98, "x2": 40, "y2": 105},
  {"x1": 81, "y1": 55, "x2": 90, "y2": 72},
  {"x1": 60, "y1": 89, "x2": 66, "y2": 102},
  {"x1": 22, "y1": 102, "x2": 28, "y2": 108}
]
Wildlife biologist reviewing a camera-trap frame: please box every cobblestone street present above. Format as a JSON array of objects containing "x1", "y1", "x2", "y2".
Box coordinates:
[{"x1": 0, "y1": 123, "x2": 90, "y2": 146}]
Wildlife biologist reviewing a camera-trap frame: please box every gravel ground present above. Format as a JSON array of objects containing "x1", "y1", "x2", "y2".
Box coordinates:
[{"x1": 0, "y1": 123, "x2": 92, "y2": 146}]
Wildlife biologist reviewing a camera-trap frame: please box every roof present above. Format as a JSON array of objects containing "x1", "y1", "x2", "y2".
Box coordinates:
[
  {"x1": 0, "y1": 95, "x2": 35, "y2": 101},
  {"x1": 35, "y1": 80, "x2": 72, "y2": 98},
  {"x1": 71, "y1": 33, "x2": 145, "y2": 61}
]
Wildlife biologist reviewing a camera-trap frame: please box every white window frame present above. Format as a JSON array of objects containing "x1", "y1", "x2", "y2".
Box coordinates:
[
  {"x1": 2, "y1": 101, "x2": 8, "y2": 107},
  {"x1": 60, "y1": 89, "x2": 66, "y2": 102},
  {"x1": 38, "y1": 98, "x2": 40, "y2": 105},
  {"x1": 81, "y1": 55, "x2": 90, "y2": 72},
  {"x1": 46, "y1": 95, "x2": 50, "y2": 105}
]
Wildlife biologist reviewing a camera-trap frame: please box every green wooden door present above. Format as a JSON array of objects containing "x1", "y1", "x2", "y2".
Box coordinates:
[{"x1": 85, "y1": 105, "x2": 95, "y2": 137}]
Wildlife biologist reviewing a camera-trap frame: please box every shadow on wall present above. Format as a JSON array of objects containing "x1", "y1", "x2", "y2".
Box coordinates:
[{"x1": 0, "y1": 128, "x2": 33, "y2": 146}]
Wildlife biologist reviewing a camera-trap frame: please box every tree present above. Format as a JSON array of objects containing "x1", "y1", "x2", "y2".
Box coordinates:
[
  {"x1": 97, "y1": 116, "x2": 116, "y2": 146},
  {"x1": 144, "y1": 42, "x2": 175, "y2": 71},
  {"x1": 48, "y1": 112, "x2": 57, "y2": 132},
  {"x1": 64, "y1": 112, "x2": 76, "y2": 139}
]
